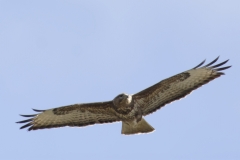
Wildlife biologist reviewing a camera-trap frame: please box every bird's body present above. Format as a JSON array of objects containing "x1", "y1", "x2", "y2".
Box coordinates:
[{"x1": 17, "y1": 57, "x2": 231, "y2": 135}]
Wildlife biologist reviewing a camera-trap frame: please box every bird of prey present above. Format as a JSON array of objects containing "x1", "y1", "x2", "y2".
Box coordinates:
[{"x1": 17, "y1": 57, "x2": 231, "y2": 135}]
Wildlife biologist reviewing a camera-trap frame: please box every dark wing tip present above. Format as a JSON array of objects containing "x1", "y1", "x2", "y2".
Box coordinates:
[
  {"x1": 17, "y1": 110, "x2": 41, "y2": 130},
  {"x1": 215, "y1": 65, "x2": 232, "y2": 71},
  {"x1": 20, "y1": 114, "x2": 37, "y2": 117},
  {"x1": 193, "y1": 57, "x2": 231, "y2": 73},
  {"x1": 32, "y1": 108, "x2": 45, "y2": 112},
  {"x1": 192, "y1": 59, "x2": 206, "y2": 69},
  {"x1": 204, "y1": 56, "x2": 220, "y2": 67},
  {"x1": 16, "y1": 116, "x2": 34, "y2": 130},
  {"x1": 16, "y1": 118, "x2": 33, "y2": 124},
  {"x1": 19, "y1": 122, "x2": 33, "y2": 130},
  {"x1": 210, "y1": 59, "x2": 229, "y2": 69}
]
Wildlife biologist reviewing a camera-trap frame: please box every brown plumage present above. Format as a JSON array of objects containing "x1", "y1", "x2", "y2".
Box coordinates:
[{"x1": 17, "y1": 57, "x2": 231, "y2": 135}]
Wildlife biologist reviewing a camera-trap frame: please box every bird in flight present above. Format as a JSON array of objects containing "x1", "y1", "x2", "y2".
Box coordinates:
[{"x1": 17, "y1": 57, "x2": 231, "y2": 135}]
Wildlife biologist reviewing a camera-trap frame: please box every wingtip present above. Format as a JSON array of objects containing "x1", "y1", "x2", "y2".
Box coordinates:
[
  {"x1": 32, "y1": 108, "x2": 45, "y2": 112},
  {"x1": 20, "y1": 114, "x2": 37, "y2": 117},
  {"x1": 215, "y1": 65, "x2": 232, "y2": 71},
  {"x1": 19, "y1": 122, "x2": 33, "y2": 130},
  {"x1": 192, "y1": 59, "x2": 206, "y2": 69},
  {"x1": 16, "y1": 118, "x2": 33, "y2": 124},
  {"x1": 211, "y1": 59, "x2": 229, "y2": 69}
]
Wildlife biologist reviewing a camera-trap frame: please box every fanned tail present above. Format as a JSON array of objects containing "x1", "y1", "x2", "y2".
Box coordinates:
[{"x1": 121, "y1": 118, "x2": 154, "y2": 135}]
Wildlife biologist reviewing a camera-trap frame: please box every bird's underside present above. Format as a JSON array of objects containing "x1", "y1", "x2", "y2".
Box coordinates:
[{"x1": 17, "y1": 57, "x2": 231, "y2": 135}]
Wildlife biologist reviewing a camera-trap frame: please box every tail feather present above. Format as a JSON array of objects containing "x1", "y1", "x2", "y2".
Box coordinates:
[{"x1": 121, "y1": 118, "x2": 154, "y2": 135}]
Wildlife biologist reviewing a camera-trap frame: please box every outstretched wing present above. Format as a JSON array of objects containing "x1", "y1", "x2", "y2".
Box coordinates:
[
  {"x1": 16, "y1": 101, "x2": 120, "y2": 131},
  {"x1": 133, "y1": 57, "x2": 231, "y2": 115}
]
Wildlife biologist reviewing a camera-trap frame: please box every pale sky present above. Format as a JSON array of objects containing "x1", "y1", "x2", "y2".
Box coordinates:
[{"x1": 0, "y1": 1, "x2": 239, "y2": 160}]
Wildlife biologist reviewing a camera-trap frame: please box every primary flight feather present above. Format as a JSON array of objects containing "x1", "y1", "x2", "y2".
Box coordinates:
[{"x1": 17, "y1": 57, "x2": 231, "y2": 135}]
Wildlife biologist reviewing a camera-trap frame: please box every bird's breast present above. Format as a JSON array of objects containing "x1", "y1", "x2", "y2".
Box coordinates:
[{"x1": 115, "y1": 105, "x2": 141, "y2": 122}]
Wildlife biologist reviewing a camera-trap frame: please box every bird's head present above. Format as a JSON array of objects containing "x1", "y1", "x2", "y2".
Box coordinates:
[{"x1": 113, "y1": 93, "x2": 132, "y2": 108}]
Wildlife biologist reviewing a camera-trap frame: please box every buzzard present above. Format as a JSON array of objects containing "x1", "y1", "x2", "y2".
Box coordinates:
[{"x1": 17, "y1": 57, "x2": 231, "y2": 135}]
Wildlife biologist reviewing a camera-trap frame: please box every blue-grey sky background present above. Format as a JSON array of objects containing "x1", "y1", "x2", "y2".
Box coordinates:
[{"x1": 0, "y1": 1, "x2": 239, "y2": 160}]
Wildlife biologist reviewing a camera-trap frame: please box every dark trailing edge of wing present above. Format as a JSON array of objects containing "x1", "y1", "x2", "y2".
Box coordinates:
[{"x1": 143, "y1": 57, "x2": 231, "y2": 115}]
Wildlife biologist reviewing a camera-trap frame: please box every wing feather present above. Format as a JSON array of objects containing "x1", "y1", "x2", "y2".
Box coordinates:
[
  {"x1": 203, "y1": 56, "x2": 219, "y2": 67},
  {"x1": 133, "y1": 57, "x2": 231, "y2": 115},
  {"x1": 16, "y1": 101, "x2": 120, "y2": 131}
]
